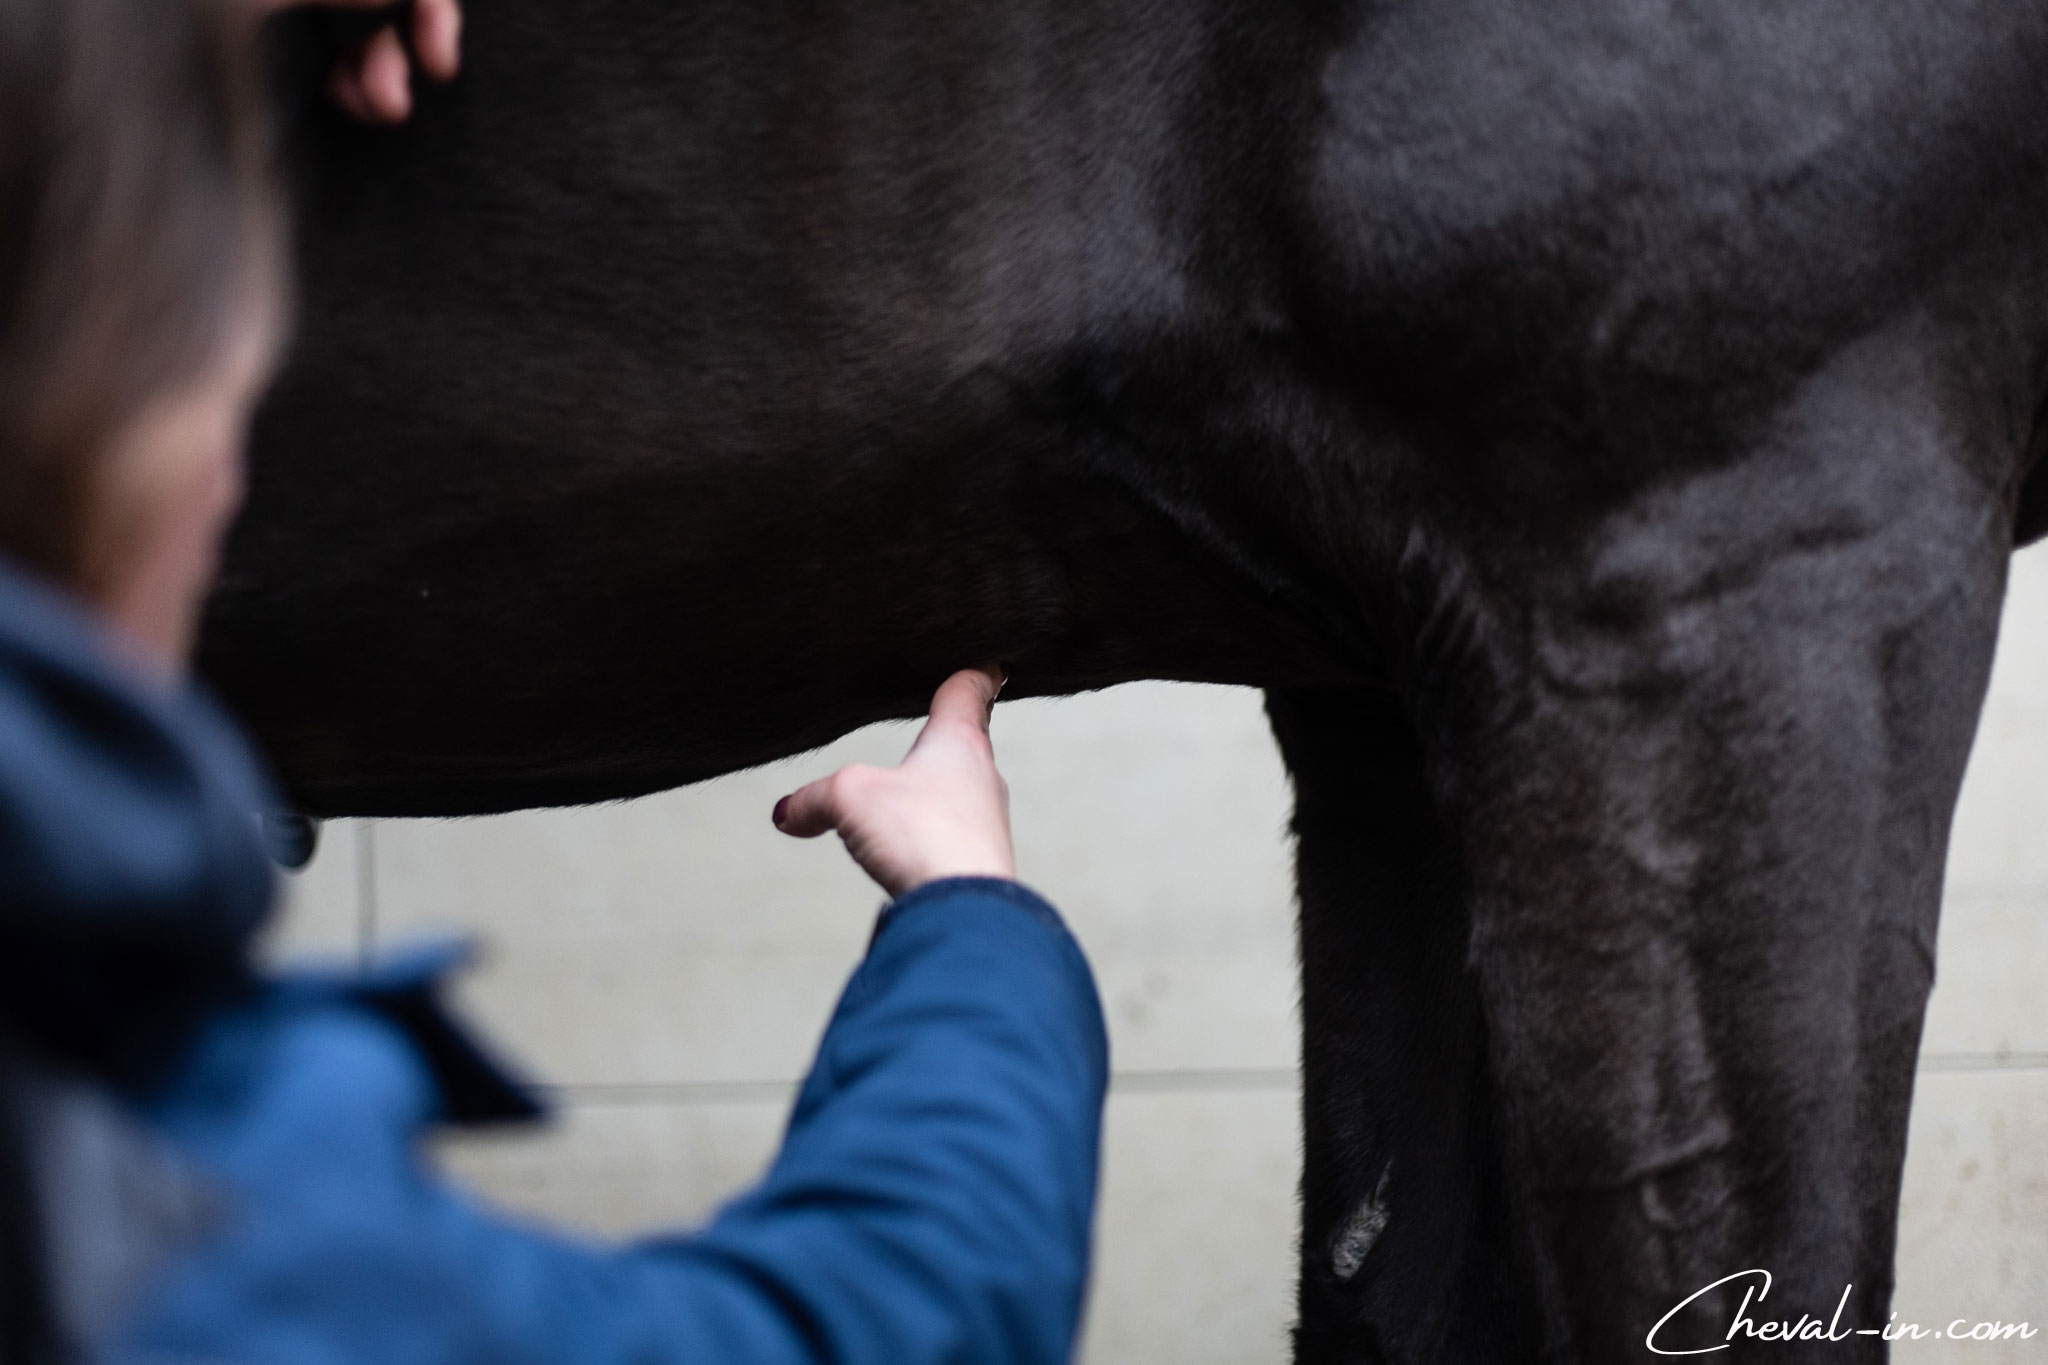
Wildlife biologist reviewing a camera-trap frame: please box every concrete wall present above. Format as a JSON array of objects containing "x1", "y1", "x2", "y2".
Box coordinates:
[{"x1": 265, "y1": 545, "x2": 2048, "y2": 1362}]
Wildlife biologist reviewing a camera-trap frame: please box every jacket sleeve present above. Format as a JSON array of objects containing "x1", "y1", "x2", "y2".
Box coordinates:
[
  {"x1": 114, "y1": 877, "x2": 1109, "y2": 1365},
  {"x1": 633, "y1": 876, "x2": 1110, "y2": 1365}
]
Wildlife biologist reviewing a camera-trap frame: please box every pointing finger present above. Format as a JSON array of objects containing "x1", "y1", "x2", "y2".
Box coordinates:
[{"x1": 924, "y1": 666, "x2": 1004, "y2": 737}]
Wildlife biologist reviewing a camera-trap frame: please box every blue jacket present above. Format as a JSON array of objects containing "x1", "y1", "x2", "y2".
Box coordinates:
[{"x1": 0, "y1": 563, "x2": 1110, "y2": 1365}]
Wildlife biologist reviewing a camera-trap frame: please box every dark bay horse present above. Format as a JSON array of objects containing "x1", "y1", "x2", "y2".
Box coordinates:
[{"x1": 202, "y1": 2, "x2": 2048, "y2": 1358}]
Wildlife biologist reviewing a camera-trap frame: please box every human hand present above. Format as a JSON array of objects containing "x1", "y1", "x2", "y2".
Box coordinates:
[
  {"x1": 774, "y1": 667, "x2": 1016, "y2": 899},
  {"x1": 255, "y1": 0, "x2": 462, "y2": 125}
]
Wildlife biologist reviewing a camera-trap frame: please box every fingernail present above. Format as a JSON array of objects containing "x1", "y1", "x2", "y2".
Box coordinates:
[{"x1": 772, "y1": 796, "x2": 790, "y2": 828}]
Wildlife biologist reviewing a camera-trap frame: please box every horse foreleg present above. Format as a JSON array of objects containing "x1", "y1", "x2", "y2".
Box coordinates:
[
  {"x1": 1430, "y1": 342, "x2": 2010, "y2": 1360},
  {"x1": 1270, "y1": 687, "x2": 1538, "y2": 1363}
]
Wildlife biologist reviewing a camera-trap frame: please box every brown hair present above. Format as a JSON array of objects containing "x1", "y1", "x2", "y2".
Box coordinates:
[{"x1": 0, "y1": 0, "x2": 283, "y2": 586}]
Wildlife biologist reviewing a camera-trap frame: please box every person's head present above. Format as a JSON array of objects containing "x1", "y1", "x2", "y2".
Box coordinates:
[{"x1": 0, "y1": 0, "x2": 285, "y2": 672}]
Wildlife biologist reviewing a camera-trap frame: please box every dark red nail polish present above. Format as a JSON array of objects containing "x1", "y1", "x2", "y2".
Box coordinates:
[{"x1": 772, "y1": 796, "x2": 790, "y2": 827}]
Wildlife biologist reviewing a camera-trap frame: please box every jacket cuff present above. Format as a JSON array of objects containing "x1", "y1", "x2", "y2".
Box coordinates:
[{"x1": 873, "y1": 876, "x2": 1074, "y2": 943}]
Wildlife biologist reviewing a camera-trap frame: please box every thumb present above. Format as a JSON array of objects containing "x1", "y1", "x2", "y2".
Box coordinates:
[{"x1": 773, "y1": 767, "x2": 856, "y2": 839}]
